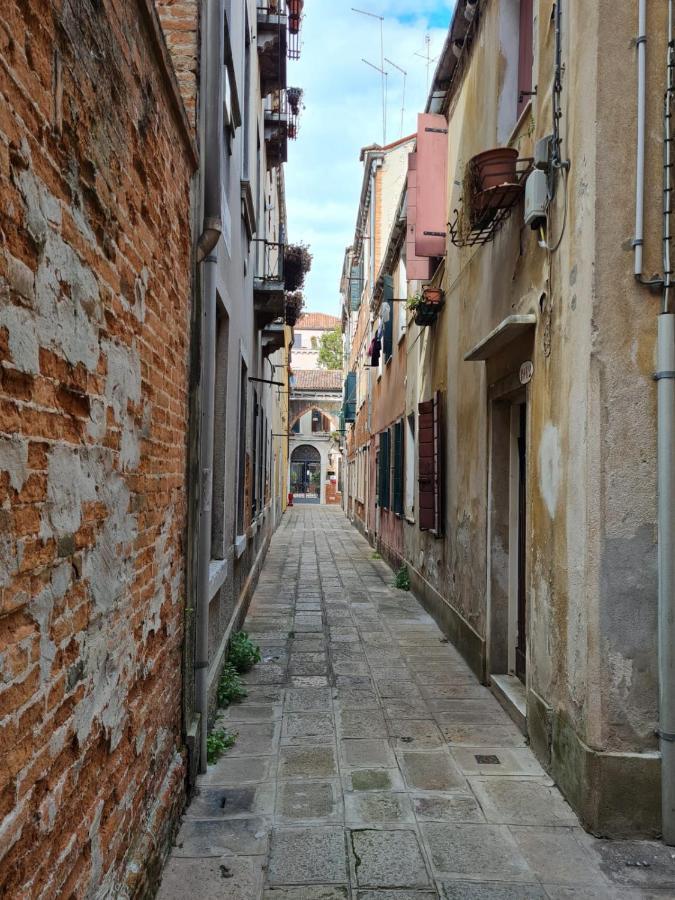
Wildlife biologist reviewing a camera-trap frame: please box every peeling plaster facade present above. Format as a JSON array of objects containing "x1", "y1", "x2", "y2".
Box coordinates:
[
  {"x1": 0, "y1": 0, "x2": 196, "y2": 894},
  {"x1": 341, "y1": 0, "x2": 667, "y2": 837}
]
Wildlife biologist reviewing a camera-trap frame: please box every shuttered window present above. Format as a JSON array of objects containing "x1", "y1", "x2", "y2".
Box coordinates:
[
  {"x1": 350, "y1": 262, "x2": 363, "y2": 311},
  {"x1": 382, "y1": 274, "x2": 394, "y2": 362},
  {"x1": 344, "y1": 371, "x2": 356, "y2": 422},
  {"x1": 378, "y1": 430, "x2": 390, "y2": 509},
  {"x1": 392, "y1": 419, "x2": 404, "y2": 516},
  {"x1": 418, "y1": 391, "x2": 443, "y2": 535}
]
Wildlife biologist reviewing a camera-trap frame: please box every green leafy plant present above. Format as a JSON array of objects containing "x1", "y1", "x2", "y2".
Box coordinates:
[
  {"x1": 395, "y1": 565, "x2": 410, "y2": 591},
  {"x1": 217, "y1": 662, "x2": 247, "y2": 706},
  {"x1": 372, "y1": 551, "x2": 381, "y2": 560},
  {"x1": 206, "y1": 728, "x2": 237, "y2": 764},
  {"x1": 229, "y1": 631, "x2": 262, "y2": 673},
  {"x1": 284, "y1": 242, "x2": 313, "y2": 292},
  {"x1": 317, "y1": 325, "x2": 343, "y2": 370},
  {"x1": 407, "y1": 292, "x2": 423, "y2": 311}
]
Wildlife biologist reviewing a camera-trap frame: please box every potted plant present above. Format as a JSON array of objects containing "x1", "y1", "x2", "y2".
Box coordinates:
[
  {"x1": 285, "y1": 290, "x2": 305, "y2": 326},
  {"x1": 287, "y1": 87, "x2": 303, "y2": 114},
  {"x1": 471, "y1": 147, "x2": 518, "y2": 190},
  {"x1": 407, "y1": 290, "x2": 444, "y2": 326},
  {"x1": 284, "y1": 242, "x2": 312, "y2": 292}
]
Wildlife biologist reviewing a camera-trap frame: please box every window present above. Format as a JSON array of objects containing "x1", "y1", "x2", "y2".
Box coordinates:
[
  {"x1": 392, "y1": 420, "x2": 404, "y2": 516},
  {"x1": 397, "y1": 256, "x2": 407, "y2": 342},
  {"x1": 382, "y1": 274, "x2": 394, "y2": 362},
  {"x1": 378, "y1": 430, "x2": 390, "y2": 510},
  {"x1": 344, "y1": 372, "x2": 356, "y2": 422},
  {"x1": 311, "y1": 336, "x2": 318, "y2": 350},
  {"x1": 418, "y1": 391, "x2": 443, "y2": 535},
  {"x1": 292, "y1": 419, "x2": 301, "y2": 434},
  {"x1": 404, "y1": 412, "x2": 416, "y2": 519},
  {"x1": 211, "y1": 303, "x2": 230, "y2": 558},
  {"x1": 236, "y1": 360, "x2": 248, "y2": 535}
]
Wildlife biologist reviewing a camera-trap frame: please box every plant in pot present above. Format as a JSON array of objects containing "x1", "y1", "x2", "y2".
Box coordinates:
[
  {"x1": 285, "y1": 290, "x2": 304, "y2": 326},
  {"x1": 408, "y1": 289, "x2": 444, "y2": 326},
  {"x1": 287, "y1": 87, "x2": 303, "y2": 115},
  {"x1": 284, "y1": 242, "x2": 312, "y2": 292}
]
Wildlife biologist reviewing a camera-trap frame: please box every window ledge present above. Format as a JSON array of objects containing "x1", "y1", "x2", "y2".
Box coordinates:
[
  {"x1": 404, "y1": 515, "x2": 415, "y2": 525},
  {"x1": 234, "y1": 534, "x2": 247, "y2": 558},
  {"x1": 208, "y1": 558, "x2": 229, "y2": 600}
]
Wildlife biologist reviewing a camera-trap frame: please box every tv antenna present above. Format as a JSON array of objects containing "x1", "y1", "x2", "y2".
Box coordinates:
[
  {"x1": 385, "y1": 57, "x2": 407, "y2": 137},
  {"x1": 414, "y1": 33, "x2": 439, "y2": 93},
  {"x1": 352, "y1": 7, "x2": 386, "y2": 144},
  {"x1": 362, "y1": 60, "x2": 388, "y2": 144}
]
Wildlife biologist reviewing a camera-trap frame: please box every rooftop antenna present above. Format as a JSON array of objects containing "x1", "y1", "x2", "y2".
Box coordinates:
[
  {"x1": 362, "y1": 59, "x2": 388, "y2": 144},
  {"x1": 414, "y1": 33, "x2": 438, "y2": 93},
  {"x1": 385, "y1": 57, "x2": 407, "y2": 137},
  {"x1": 352, "y1": 7, "x2": 386, "y2": 144}
]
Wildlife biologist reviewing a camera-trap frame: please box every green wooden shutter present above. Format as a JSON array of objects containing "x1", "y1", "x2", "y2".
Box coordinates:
[
  {"x1": 382, "y1": 274, "x2": 394, "y2": 361},
  {"x1": 392, "y1": 420, "x2": 403, "y2": 515},
  {"x1": 350, "y1": 262, "x2": 363, "y2": 311},
  {"x1": 378, "y1": 430, "x2": 390, "y2": 509},
  {"x1": 344, "y1": 371, "x2": 356, "y2": 422}
]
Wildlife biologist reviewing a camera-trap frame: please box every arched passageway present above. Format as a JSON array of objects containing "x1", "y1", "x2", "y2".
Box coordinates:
[{"x1": 290, "y1": 444, "x2": 321, "y2": 503}]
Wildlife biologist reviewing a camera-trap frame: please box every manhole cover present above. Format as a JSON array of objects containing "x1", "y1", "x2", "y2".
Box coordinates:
[{"x1": 475, "y1": 754, "x2": 501, "y2": 765}]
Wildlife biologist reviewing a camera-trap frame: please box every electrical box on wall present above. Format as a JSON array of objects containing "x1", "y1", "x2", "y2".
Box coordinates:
[{"x1": 524, "y1": 169, "x2": 548, "y2": 229}]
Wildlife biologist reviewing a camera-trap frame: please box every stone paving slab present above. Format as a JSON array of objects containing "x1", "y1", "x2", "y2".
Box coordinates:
[{"x1": 158, "y1": 507, "x2": 673, "y2": 899}]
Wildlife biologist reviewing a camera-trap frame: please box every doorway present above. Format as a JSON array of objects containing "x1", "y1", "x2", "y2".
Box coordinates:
[
  {"x1": 290, "y1": 444, "x2": 321, "y2": 503},
  {"x1": 488, "y1": 389, "x2": 529, "y2": 715}
]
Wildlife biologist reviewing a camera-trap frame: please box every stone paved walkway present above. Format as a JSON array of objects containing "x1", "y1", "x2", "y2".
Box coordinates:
[{"x1": 158, "y1": 506, "x2": 675, "y2": 899}]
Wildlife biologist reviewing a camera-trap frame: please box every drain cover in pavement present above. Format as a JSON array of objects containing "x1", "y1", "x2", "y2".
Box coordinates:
[{"x1": 475, "y1": 754, "x2": 501, "y2": 765}]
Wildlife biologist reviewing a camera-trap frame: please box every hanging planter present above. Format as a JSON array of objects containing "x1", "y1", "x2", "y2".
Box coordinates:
[
  {"x1": 284, "y1": 242, "x2": 312, "y2": 292},
  {"x1": 287, "y1": 87, "x2": 303, "y2": 115},
  {"x1": 408, "y1": 291, "x2": 445, "y2": 327},
  {"x1": 472, "y1": 147, "x2": 519, "y2": 191},
  {"x1": 285, "y1": 290, "x2": 304, "y2": 325},
  {"x1": 288, "y1": 0, "x2": 304, "y2": 34}
]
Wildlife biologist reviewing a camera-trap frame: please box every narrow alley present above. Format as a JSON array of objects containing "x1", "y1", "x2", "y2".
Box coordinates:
[{"x1": 158, "y1": 507, "x2": 673, "y2": 899}]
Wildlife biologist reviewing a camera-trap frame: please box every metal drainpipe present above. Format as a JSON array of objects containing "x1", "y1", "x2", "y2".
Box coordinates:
[
  {"x1": 659, "y1": 0, "x2": 675, "y2": 846},
  {"x1": 195, "y1": 0, "x2": 224, "y2": 774},
  {"x1": 634, "y1": 0, "x2": 647, "y2": 277}
]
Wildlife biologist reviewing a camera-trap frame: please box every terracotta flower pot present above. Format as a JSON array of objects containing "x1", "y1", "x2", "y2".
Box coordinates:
[
  {"x1": 422, "y1": 287, "x2": 444, "y2": 305},
  {"x1": 472, "y1": 147, "x2": 518, "y2": 190}
]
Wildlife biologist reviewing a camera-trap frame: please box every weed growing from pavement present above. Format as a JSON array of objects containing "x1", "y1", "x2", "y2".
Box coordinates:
[
  {"x1": 206, "y1": 728, "x2": 237, "y2": 764},
  {"x1": 217, "y1": 663, "x2": 247, "y2": 706},
  {"x1": 395, "y1": 565, "x2": 410, "y2": 591},
  {"x1": 229, "y1": 631, "x2": 262, "y2": 673}
]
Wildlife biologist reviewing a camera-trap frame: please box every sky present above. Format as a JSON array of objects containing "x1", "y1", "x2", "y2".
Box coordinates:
[{"x1": 285, "y1": 1, "x2": 455, "y2": 317}]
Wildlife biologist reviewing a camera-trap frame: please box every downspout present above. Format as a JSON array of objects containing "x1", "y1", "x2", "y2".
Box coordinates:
[
  {"x1": 195, "y1": 0, "x2": 224, "y2": 774},
  {"x1": 634, "y1": 0, "x2": 647, "y2": 278},
  {"x1": 659, "y1": 0, "x2": 675, "y2": 846}
]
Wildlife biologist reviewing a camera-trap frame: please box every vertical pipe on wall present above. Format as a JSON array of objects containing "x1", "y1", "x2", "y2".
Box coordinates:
[
  {"x1": 657, "y1": 313, "x2": 675, "y2": 844},
  {"x1": 634, "y1": 0, "x2": 647, "y2": 277},
  {"x1": 195, "y1": 0, "x2": 224, "y2": 774}
]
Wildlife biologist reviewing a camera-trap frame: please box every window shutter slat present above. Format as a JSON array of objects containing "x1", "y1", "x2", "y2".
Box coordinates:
[
  {"x1": 344, "y1": 371, "x2": 356, "y2": 422},
  {"x1": 418, "y1": 392, "x2": 443, "y2": 534}
]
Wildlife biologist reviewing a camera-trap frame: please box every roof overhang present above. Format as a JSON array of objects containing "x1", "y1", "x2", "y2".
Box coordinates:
[{"x1": 464, "y1": 314, "x2": 536, "y2": 362}]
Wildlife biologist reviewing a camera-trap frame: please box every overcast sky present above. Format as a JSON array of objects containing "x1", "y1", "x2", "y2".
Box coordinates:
[{"x1": 285, "y1": 1, "x2": 455, "y2": 317}]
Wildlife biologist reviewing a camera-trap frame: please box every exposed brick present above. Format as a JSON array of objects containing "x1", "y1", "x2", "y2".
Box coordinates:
[{"x1": 0, "y1": 0, "x2": 194, "y2": 895}]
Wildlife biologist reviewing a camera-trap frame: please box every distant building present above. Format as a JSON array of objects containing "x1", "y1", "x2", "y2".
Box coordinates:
[
  {"x1": 289, "y1": 315, "x2": 342, "y2": 503},
  {"x1": 291, "y1": 312, "x2": 341, "y2": 369}
]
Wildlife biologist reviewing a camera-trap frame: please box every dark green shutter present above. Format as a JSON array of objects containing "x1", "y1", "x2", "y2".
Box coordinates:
[
  {"x1": 350, "y1": 262, "x2": 363, "y2": 311},
  {"x1": 392, "y1": 420, "x2": 403, "y2": 515},
  {"x1": 382, "y1": 275, "x2": 394, "y2": 361},
  {"x1": 344, "y1": 371, "x2": 356, "y2": 422},
  {"x1": 378, "y1": 430, "x2": 390, "y2": 509}
]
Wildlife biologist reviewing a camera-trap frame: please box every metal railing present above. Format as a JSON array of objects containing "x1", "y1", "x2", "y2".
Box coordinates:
[{"x1": 253, "y1": 239, "x2": 285, "y2": 284}]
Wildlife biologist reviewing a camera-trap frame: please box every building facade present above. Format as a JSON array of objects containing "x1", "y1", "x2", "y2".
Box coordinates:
[
  {"x1": 0, "y1": 0, "x2": 301, "y2": 895},
  {"x1": 341, "y1": 0, "x2": 672, "y2": 839}
]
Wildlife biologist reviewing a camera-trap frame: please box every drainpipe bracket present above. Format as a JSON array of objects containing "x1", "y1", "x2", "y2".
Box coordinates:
[
  {"x1": 656, "y1": 728, "x2": 675, "y2": 742},
  {"x1": 653, "y1": 370, "x2": 675, "y2": 381},
  {"x1": 194, "y1": 661, "x2": 209, "y2": 669}
]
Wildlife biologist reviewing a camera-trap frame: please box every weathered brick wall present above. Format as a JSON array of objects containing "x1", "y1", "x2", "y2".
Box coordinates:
[
  {"x1": 156, "y1": 0, "x2": 200, "y2": 128},
  {"x1": 0, "y1": 1, "x2": 196, "y2": 896}
]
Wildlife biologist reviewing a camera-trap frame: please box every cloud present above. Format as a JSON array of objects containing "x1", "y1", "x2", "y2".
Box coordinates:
[{"x1": 285, "y1": 1, "x2": 453, "y2": 315}]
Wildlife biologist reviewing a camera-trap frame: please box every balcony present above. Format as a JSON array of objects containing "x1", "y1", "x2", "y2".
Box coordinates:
[
  {"x1": 257, "y1": 2, "x2": 288, "y2": 96},
  {"x1": 264, "y1": 90, "x2": 289, "y2": 169},
  {"x1": 261, "y1": 322, "x2": 286, "y2": 358},
  {"x1": 253, "y1": 238, "x2": 285, "y2": 326},
  {"x1": 287, "y1": 0, "x2": 304, "y2": 60}
]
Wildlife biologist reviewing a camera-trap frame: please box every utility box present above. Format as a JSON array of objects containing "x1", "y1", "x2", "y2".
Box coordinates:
[{"x1": 524, "y1": 169, "x2": 548, "y2": 229}]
